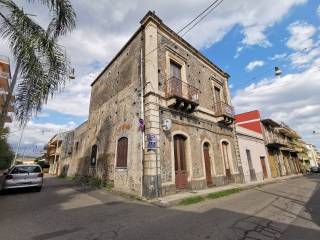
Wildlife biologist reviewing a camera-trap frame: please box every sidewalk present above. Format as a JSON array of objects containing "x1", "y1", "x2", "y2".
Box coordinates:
[{"x1": 151, "y1": 174, "x2": 304, "y2": 207}]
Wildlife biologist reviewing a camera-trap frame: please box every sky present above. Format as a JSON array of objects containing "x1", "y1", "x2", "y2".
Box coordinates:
[{"x1": 1, "y1": 0, "x2": 320, "y2": 156}]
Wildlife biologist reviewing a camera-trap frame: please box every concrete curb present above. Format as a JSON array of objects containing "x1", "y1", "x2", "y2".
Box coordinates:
[{"x1": 150, "y1": 174, "x2": 305, "y2": 208}]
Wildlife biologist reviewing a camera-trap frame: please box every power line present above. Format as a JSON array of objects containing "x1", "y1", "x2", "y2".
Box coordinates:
[
  {"x1": 145, "y1": 0, "x2": 225, "y2": 57},
  {"x1": 177, "y1": 0, "x2": 220, "y2": 35},
  {"x1": 181, "y1": 0, "x2": 225, "y2": 37}
]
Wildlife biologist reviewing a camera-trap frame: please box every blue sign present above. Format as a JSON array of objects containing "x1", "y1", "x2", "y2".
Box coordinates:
[{"x1": 147, "y1": 134, "x2": 157, "y2": 150}]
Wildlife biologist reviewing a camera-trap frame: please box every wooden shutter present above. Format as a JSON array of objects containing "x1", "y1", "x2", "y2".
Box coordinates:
[{"x1": 117, "y1": 137, "x2": 128, "y2": 168}]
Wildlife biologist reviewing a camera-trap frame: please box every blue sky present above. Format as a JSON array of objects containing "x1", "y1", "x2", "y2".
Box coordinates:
[{"x1": 2, "y1": 0, "x2": 320, "y2": 155}]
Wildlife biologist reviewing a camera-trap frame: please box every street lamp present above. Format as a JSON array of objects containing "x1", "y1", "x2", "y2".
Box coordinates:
[{"x1": 275, "y1": 66, "x2": 282, "y2": 76}]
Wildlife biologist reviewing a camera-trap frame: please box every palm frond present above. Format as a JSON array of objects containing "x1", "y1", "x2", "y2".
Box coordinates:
[{"x1": 0, "y1": 0, "x2": 74, "y2": 125}]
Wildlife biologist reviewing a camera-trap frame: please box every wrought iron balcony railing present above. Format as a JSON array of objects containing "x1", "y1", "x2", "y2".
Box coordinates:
[
  {"x1": 166, "y1": 77, "x2": 199, "y2": 104},
  {"x1": 213, "y1": 101, "x2": 234, "y2": 118}
]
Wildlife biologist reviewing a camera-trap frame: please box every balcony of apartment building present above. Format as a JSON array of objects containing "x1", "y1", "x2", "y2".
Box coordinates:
[
  {"x1": 264, "y1": 130, "x2": 288, "y2": 149},
  {"x1": 0, "y1": 55, "x2": 10, "y2": 93},
  {"x1": 166, "y1": 76, "x2": 200, "y2": 113}
]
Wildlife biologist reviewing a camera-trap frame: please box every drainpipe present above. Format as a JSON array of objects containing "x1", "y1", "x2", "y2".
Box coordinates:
[{"x1": 140, "y1": 47, "x2": 145, "y2": 198}]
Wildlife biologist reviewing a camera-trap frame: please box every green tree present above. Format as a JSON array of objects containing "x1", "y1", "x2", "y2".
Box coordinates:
[
  {"x1": 0, "y1": 0, "x2": 76, "y2": 127},
  {"x1": 0, "y1": 128, "x2": 14, "y2": 169}
]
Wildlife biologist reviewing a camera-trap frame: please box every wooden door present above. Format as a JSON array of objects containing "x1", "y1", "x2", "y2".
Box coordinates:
[
  {"x1": 203, "y1": 143, "x2": 213, "y2": 186},
  {"x1": 260, "y1": 157, "x2": 268, "y2": 179},
  {"x1": 222, "y1": 142, "x2": 232, "y2": 178},
  {"x1": 268, "y1": 150, "x2": 278, "y2": 178},
  {"x1": 170, "y1": 61, "x2": 182, "y2": 96},
  {"x1": 174, "y1": 135, "x2": 188, "y2": 189}
]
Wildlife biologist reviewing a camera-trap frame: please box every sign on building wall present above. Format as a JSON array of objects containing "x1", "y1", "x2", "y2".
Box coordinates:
[{"x1": 147, "y1": 134, "x2": 157, "y2": 150}]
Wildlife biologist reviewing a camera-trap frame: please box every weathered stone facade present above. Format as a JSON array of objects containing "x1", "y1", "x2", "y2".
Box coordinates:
[{"x1": 66, "y1": 11, "x2": 243, "y2": 198}]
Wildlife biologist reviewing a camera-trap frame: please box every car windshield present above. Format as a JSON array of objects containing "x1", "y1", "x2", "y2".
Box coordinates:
[{"x1": 11, "y1": 166, "x2": 41, "y2": 174}]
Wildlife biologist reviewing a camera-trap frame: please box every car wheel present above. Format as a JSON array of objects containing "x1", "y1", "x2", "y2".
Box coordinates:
[{"x1": 35, "y1": 186, "x2": 42, "y2": 192}]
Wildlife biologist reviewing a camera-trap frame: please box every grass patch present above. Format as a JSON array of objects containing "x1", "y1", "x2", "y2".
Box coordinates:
[
  {"x1": 179, "y1": 196, "x2": 205, "y2": 206},
  {"x1": 207, "y1": 188, "x2": 241, "y2": 199},
  {"x1": 179, "y1": 188, "x2": 241, "y2": 206}
]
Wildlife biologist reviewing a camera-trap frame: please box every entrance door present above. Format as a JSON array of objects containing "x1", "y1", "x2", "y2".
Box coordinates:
[
  {"x1": 222, "y1": 141, "x2": 232, "y2": 178},
  {"x1": 203, "y1": 143, "x2": 213, "y2": 186},
  {"x1": 260, "y1": 156, "x2": 268, "y2": 179},
  {"x1": 174, "y1": 135, "x2": 188, "y2": 189},
  {"x1": 268, "y1": 150, "x2": 278, "y2": 178}
]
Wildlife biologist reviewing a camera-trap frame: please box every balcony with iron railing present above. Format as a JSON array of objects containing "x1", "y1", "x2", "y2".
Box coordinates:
[
  {"x1": 166, "y1": 77, "x2": 199, "y2": 104},
  {"x1": 264, "y1": 130, "x2": 288, "y2": 148},
  {"x1": 213, "y1": 101, "x2": 234, "y2": 118},
  {"x1": 165, "y1": 77, "x2": 199, "y2": 112}
]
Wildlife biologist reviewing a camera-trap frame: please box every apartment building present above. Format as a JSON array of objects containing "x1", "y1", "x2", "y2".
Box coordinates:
[
  {"x1": 306, "y1": 144, "x2": 319, "y2": 168},
  {"x1": 0, "y1": 55, "x2": 14, "y2": 124},
  {"x1": 67, "y1": 11, "x2": 242, "y2": 198},
  {"x1": 261, "y1": 120, "x2": 302, "y2": 177},
  {"x1": 47, "y1": 131, "x2": 74, "y2": 175}
]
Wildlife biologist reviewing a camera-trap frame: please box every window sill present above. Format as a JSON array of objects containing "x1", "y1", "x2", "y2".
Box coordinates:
[{"x1": 115, "y1": 167, "x2": 128, "y2": 171}]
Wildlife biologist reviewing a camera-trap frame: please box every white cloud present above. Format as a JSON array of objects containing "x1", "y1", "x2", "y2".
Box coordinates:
[
  {"x1": 233, "y1": 57, "x2": 320, "y2": 148},
  {"x1": 289, "y1": 47, "x2": 320, "y2": 68},
  {"x1": 286, "y1": 21, "x2": 320, "y2": 68},
  {"x1": 246, "y1": 60, "x2": 265, "y2": 71},
  {"x1": 286, "y1": 21, "x2": 317, "y2": 51},
  {"x1": 8, "y1": 121, "x2": 77, "y2": 157},
  {"x1": 269, "y1": 53, "x2": 287, "y2": 61},
  {"x1": 44, "y1": 71, "x2": 100, "y2": 117}
]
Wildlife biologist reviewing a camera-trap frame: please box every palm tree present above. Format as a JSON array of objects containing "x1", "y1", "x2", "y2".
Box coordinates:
[{"x1": 0, "y1": 0, "x2": 76, "y2": 128}]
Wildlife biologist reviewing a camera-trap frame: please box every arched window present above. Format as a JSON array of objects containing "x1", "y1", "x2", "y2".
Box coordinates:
[
  {"x1": 90, "y1": 144, "x2": 97, "y2": 166},
  {"x1": 116, "y1": 137, "x2": 128, "y2": 168}
]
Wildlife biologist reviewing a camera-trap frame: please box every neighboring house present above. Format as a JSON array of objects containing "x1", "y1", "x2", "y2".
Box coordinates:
[
  {"x1": 66, "y1": 11, "x2": 242, "y2": 198},
  {"x1": 261, "y1": 120, "x2": 302, "y2": 177},
  {"x1": 46, "y1": 131, "x2": 73, "y2": 175},
  {"x1": 0, "y1": 55, "x2": 14, "y2": 123},
  {"x1": 306, "y1": 144, "x2": 319, "y2": 168},
  {"x1": 235, "y1": 111, "x2": 271, "y2": 183},
  {"x1": 293, "y1": 139, "x2": 309, "y2": 173},
  {"x1": 235, "y1": 110, "x2": 302, "y2": 179}
]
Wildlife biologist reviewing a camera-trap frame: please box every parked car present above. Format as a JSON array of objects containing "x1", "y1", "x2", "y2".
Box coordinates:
[
  {"x1": 310, "y1": 166, "x2": 320, "y2": 173},
  {"x1": 2, "y1": 164, "x2": 43, "y2": 192}
]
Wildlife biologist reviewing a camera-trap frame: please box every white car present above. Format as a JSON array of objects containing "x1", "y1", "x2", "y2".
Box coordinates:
[{"x1": 2, "y1": 164, "x2": 43, "y2": 192}]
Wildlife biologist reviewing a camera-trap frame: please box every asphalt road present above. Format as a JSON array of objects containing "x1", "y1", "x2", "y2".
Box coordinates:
[{"x1": 0, "y1": 174, "x2": 319, "y2": 240}]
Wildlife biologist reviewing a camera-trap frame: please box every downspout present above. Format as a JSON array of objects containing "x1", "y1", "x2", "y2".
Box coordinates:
[{"x1": 140, "y1": 47, "x2": 145, "y2": 198}]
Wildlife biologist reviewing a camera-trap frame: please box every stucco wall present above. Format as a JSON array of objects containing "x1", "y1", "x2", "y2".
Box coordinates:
[{"x1": 237, "y1": 126, "x2": 270, "y2": 183}]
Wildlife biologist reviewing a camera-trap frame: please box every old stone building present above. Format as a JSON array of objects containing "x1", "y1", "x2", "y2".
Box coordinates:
[
  {"x1": 261, "y1": 120, "x2": 302, "y2": 177},
  {"x1": 67, "y1": 11, "x2": 243, "y2": 198}
]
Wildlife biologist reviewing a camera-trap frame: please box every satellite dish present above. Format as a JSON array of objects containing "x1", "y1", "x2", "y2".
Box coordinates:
[{"x1": 162, "y1": 119, "x2": 172, "y2": 131}]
